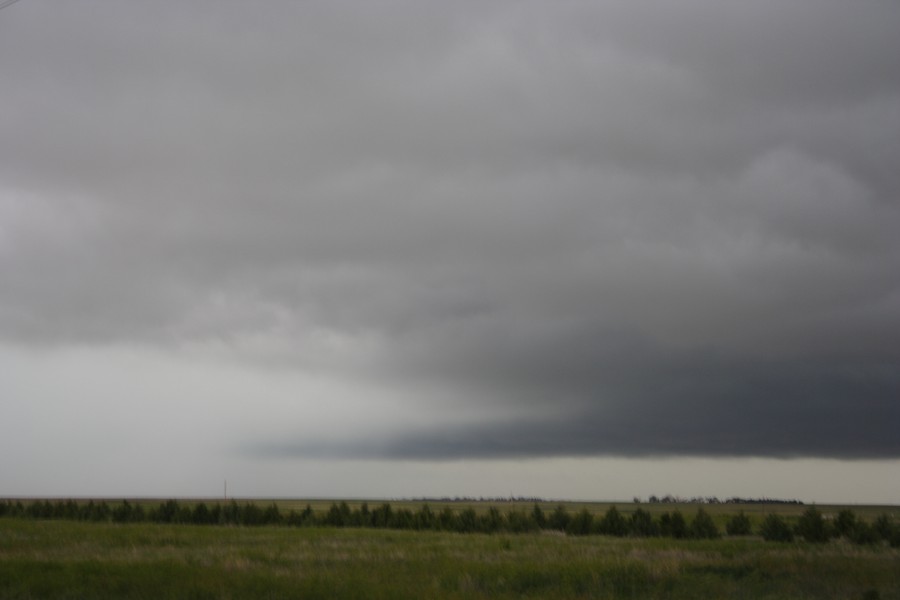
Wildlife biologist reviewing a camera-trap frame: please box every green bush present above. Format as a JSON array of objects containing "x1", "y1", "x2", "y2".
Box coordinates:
[
  {"x1": 849, "y1": 522, "x2": 879, "y2": 545},
  {"x1": 457, "y1": 508, "x2": 478, "y2": 533},
  {"x1": 760, "y1": 514, "x2": 794, "y2": 542},
  {"x1": 872, "y1": 514, "x2": 895, "y2": 542},
  {"x1": 506, "y1": 510, "x2": 537, "y2": 533},
  {"x1": 689, "y1": 508, "x2": 720, "y2": 539},
  {"x1": 531, "y1": 504, "x2": 546, "y2": 529},
  {"x1": 598, "y1": 506, "x2": 628, "y2": 537},
  {"x1": 659, "y1": 511, "x2": 687, "y2": 539},
  {"x1": 834, "y1": 509, "x2": 857, "y2": 538},
  {"x1": 630, "y1": 509, "x2": 659, "y2": 537},
  {"x1": 371, "y1": 503, "x2": 393, "y2": 528},
  {"x1": 566, "y1": 509, "x2": 593, "y2": 536},
  {"x1": 548, "y1": 505, "x2": 571, "y2": 531},
  {"x1": 725, "y1": 511, "x2": 752, "y2": 536},
  {"x1": 438, "y1": 507, "x2": 457, "y2": 531},
  {"x1": 795, "y1": 506, "x2": 830, "y2": 543}
]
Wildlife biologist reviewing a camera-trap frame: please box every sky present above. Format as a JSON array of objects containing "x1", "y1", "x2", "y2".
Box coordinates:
[{"x1": 1, "y1": 0, "x2": 899, "y2": 503}]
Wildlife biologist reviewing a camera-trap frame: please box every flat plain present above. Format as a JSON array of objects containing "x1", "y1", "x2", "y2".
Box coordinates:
[{"x1": 2, "y1": 501, "x2": 899, "y2": 599}]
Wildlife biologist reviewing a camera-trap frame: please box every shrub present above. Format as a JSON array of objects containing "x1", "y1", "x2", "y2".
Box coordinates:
[
  {"x1": 286, "y1": 504, "x2": 315, "y2": 527},
  {"x1": 438, "y1": 507, "x2": 457, "y2": 531},
  {"x1": 371, "y1": 504, "x2": 393, "y2": 528},
  {"x1": 872, "y1": 514, "x2": 895, "y2": 542},
  {"x1": 630, "y1": 509, "x2": 659, "y2": 537},
  {"x1": 531, "y1": 504, "x2": 547, "y2": 529},
  {"x1": 392, "y1": 508, "x2": 415, "y2": 530},
  {"x1": 689, "y1": 508, "x2": 719, "y2": 539},
  {"x1": 506, "y1": 510, "x2": 537, "y2": 533},
  {"x1": 566, "y1": 509, "x2": 593, "y2": 536},
  {"x1": 457, "y1": 508, "x2": 478, "y2": 533},
  {"x1": 795, "y1": 506, "x2": 830, "y2": 543},
  {"x1": 191, "y1": 503, "x2": 213, "y2": 525},
  {"x1": 760, "y1": 514, "x2": 794, "y2": 542},
  {"x1": 355, "y1": 503, "x2": 371, "y2": 527},
  {"x1": 849, "y1": 522, "x2": 879, "y2": 545},
  {"x1": 220, "y1": 501, "x2": 241, "y2": 525},
  {"x1": 659, "y1": 511, "x2": 687, "y2": 539},
  {"x1": 725, "y1": 511, "x2": 752, "y2": 536},
  {"x1": 241, "y1": 503, "x2": 264, "y2": 526},
  {"x1": 151, "y1": 500, "x2": 180, "y2": 524},
  {"x1": 834, "y1": 509, "x2": 857, "y2": 538},
  {"x1": 262, "y1": 503, "x2": 283, "y2": 525},
  {"x1": 548, "y1": 505, "x2": 571, "y2": 531},
  {"x1": 324, "y1": 503, "x2": 349, "y2": 527},
  {"x1": 478, "y1": 506, "x2": 504, "y2": 533},
  {"x1": 414, "y1": 505, "x2": 436, "y2": 530},
  {"x1": 598, "y1": 506, "x2": 628, "y2": 537}
]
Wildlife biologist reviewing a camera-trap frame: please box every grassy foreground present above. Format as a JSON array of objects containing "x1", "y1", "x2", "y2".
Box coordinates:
[{"x1": 2, "y1": 518, "x2": 899, "y2": 599}]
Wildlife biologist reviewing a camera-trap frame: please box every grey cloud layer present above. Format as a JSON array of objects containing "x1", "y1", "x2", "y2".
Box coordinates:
[{"x1": 2, "y1": 1, "x2": 898, "y2": 458}]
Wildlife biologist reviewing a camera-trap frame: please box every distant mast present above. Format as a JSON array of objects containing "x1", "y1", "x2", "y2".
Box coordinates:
[{"x1": 224, "y1": 480, "x2": 227, "y2": 501}]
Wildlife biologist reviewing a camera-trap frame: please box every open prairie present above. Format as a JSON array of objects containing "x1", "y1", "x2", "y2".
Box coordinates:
[{"x1": 2, "y1": 512, "x2": 899, "y2": 599}]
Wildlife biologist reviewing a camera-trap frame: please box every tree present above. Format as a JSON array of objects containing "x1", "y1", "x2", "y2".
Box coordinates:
[
  {"x1": 112, "y1": 500, "x2": 136, "y2": 524},
  {"x1": 152, "y1": 500, "x2": 180, "y2": 524},
  {"x1": 848, "y1": 522, "x2": 879, "y2": 545},
  {"x1": 548, "y1": 505, "x2": 571, "y2": 531},
  {"x1": 392, "y1": 508, "x2": 415, "y2": 530},
  {"x1": 531, "y1": 504, "x2": 547, "y2": 529},
  {"x1": 191, "y1": 502, "x2": 213, "y2": 525},
  {"x1": 371, "y1": 504, "x2": 393, "y2": 528},
  {"x1": 457, "y1": 508, "x2": 478, "y2": 533},
  {"x1": 795, "y1": 506, "x2": 829, "y2": 543},
  {"x1": 438, "y1": 507, "x2": 457, "y2": 531},
  {"x1": 288, "y1": 504, "x2": 315, "y2": 527},
  {"x1": 689, "y1": 508, "x2": 719, "y2": 539},
  {"x1": 834, "y1": 509, "x2": 857, "y2": 538},
  {"x1": 355, "y1": 502, "x2": 371, "y2": 527},
  {"x1": 220, "y1": 501, "x2": 241, "y2": 525},
  {"x1": 414, "y1": 505, "x2": 436, "y2": 530},
  {"x1": 566, "y1": 509, "x2": 593, "y2": 536},
  {"x1": 506, "y1": 510, "x2": 537, "y2": 533},
  {"x1": 659, "y1": 511, "x2": 687, "y2": 539},
  {"x1": 240, "y1": 503, "x2": 264, "y2": 526},
  {"x1": 630, "y1": 508, "x2": 659, "y2": 537},
  {"x1": 480, "y1": 507, "x2": 504, "y2": 533},
  {"x1": 872, "y1": 514, "x2": 895, "y2": 542},
  {"x1": 725, "y1": 511, "x2": 752, "y2": 536},
  {"x1": 598, "y1": 506, "x2": 628, "y2": 537},
  {"x1": 759, "y1": 514, "x2": 794, "y2": 542},
  {"x1": 325, "y1": 502, "x2": 351, "y2": 527},
  {"x1": 131, "y1": 503, "x2": 146, "y2": 523},
  {"x1": 263, "y1": 503, "x2": 282, "y2": 525}
]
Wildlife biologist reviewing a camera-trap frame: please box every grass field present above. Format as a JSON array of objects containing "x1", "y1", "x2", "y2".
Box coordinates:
[{"x1": 2, "y1": 516, "x2": 899, "y2": 599}]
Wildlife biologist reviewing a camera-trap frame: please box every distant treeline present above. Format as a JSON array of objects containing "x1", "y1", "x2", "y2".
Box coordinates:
[
  {"x1": 0, "y1": 499, "x2": 897, "y2": 547},
  {"x1": 645, "y1": 495, "x2": 803, "y2": 505},
  {"x1": 411, "y1": 496, "x2": 547, "y2": 503}
]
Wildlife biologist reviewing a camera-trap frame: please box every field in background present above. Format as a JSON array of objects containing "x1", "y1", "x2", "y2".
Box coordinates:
[{"x1": 2, "y1": 517, "x2": 899, "y2": 599}]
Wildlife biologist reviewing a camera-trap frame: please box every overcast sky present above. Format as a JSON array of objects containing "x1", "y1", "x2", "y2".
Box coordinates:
[{"x1": 1, "y1": 0, "x2": 899, "y2": 503}]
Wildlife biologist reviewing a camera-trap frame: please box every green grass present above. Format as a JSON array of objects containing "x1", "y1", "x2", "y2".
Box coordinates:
[{"x1": 2, "y1": 518, "x2": 898, "y2": 599}]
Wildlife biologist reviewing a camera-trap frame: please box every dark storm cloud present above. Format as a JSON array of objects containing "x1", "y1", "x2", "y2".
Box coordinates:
[
  {"x1": 252, "y1": 325, "x2": 900, "y2": 460},
  {"x1": 1, "y1": 1, "x2": 899, "y2": 458}
]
